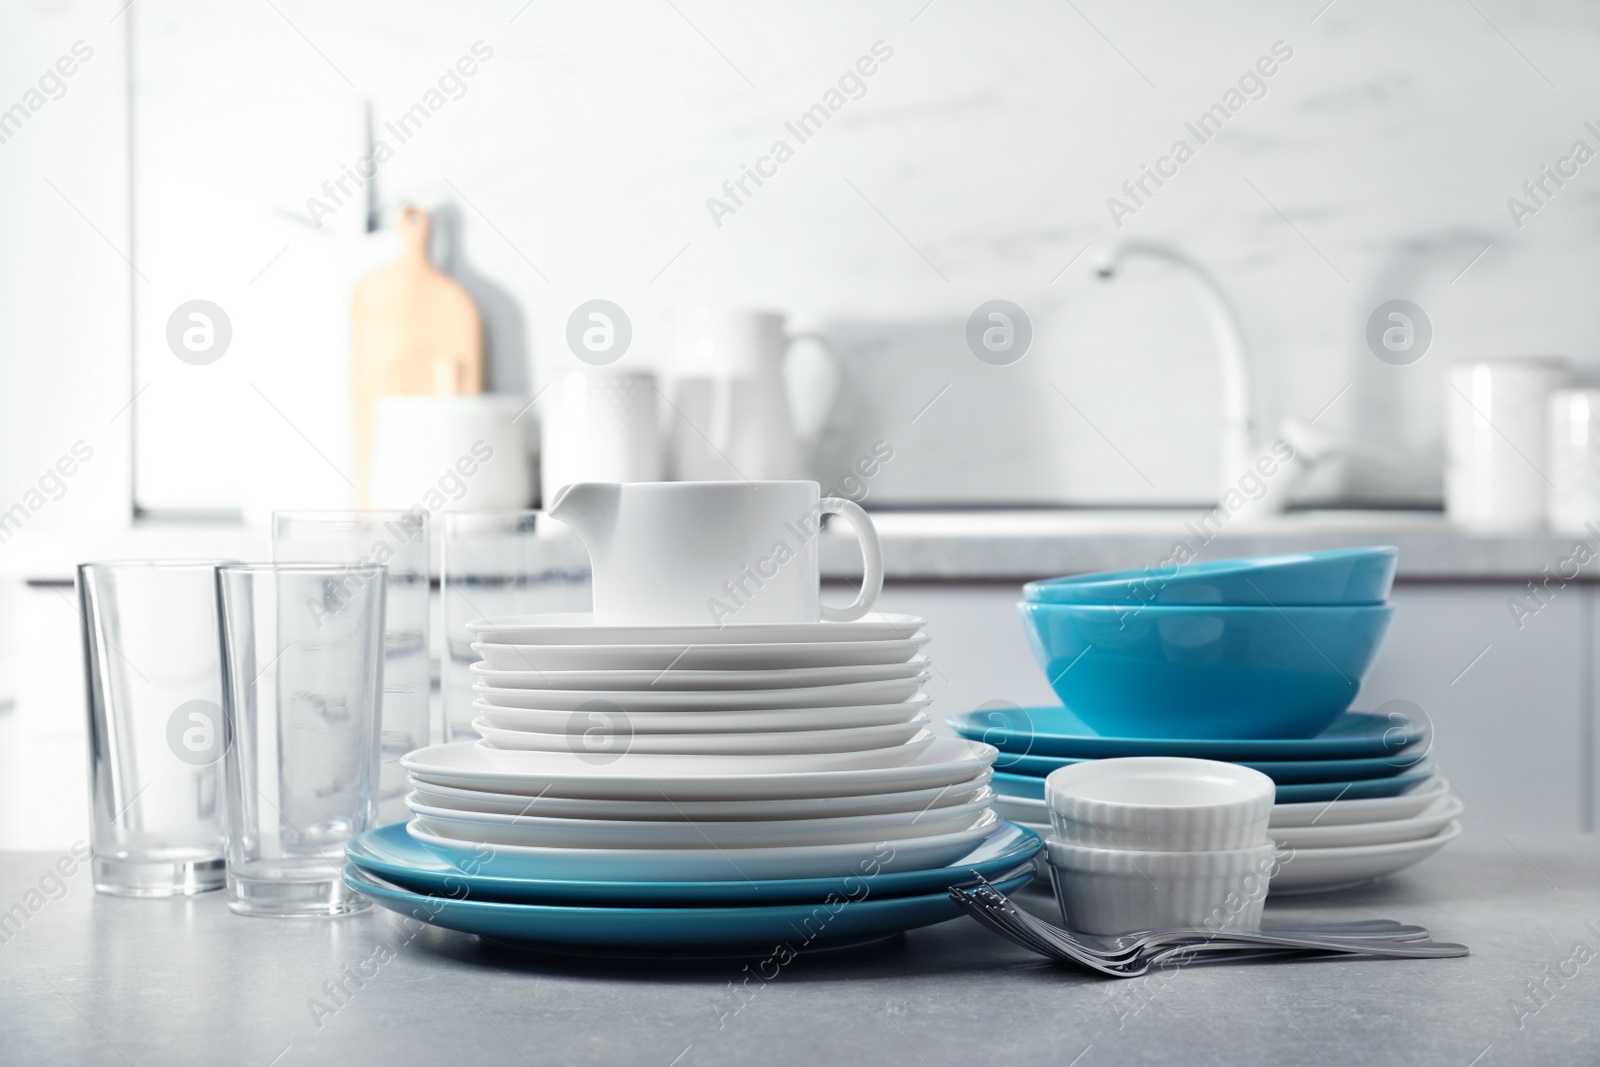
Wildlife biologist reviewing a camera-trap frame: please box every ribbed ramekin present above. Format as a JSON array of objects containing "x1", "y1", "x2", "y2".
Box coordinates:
[
  {"x1": 1044, "y1": 837, "x2": 1277, "y2": 935},
  {"x1": 1044, "y1": 757, "x2": 1274, "y2": 851}
]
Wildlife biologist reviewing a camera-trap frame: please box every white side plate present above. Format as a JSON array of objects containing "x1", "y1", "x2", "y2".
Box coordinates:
[
  {"x1": 471, "y1": 713, "x2": 931, "y2": 756},
  {"x1": 466, "y1": 612, "x2": 928, "y2": 646},
  {"x1": 401, "y1": 736, "x2": 998, "y2": 800},
  {"x1": 471, "y1": 636, "x2": 929, "y2": 672},
  {"x1": 468, "y1": 656, "x2": 931, "y2": 691},
  {"x1": 472, "y1": 675, "x2": 928, "y2": 711}
]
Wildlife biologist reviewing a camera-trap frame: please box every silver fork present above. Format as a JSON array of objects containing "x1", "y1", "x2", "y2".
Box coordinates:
[
  {"x1": 951, "y1": 880, "x2": 1467, "y2": 976},
  {"x1": 960, "y1": 873, "x2": 1429, "y2": 959}
]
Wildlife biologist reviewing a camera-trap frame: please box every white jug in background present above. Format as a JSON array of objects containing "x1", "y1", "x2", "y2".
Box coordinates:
[{"x1": 666, "y1": 307, "x2": 839, "y2": 481}]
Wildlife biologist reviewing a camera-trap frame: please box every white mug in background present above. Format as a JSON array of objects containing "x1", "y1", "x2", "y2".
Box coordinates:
[
  {"x1": 546, "y1": 480, "x2": 884, "y2": 625},
  {"x1": 368, "y1": 395, "x2": 533, "y2": 511},
  {"x1": 538, "y1": 370, "x2": 664, "y2": 503},
  {"x1": 666, "y1": 307, "x2": 838, "y2": 481},
  {"x1": 1445, "y1": 357, "x2": 1567, "y2": 531},
  {"x1": 1547, "y1": 386, "x2": 1600, "y2": 535}
]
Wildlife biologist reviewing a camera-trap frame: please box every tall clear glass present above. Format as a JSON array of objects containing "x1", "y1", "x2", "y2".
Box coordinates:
[
  {"x1": 217, "y1": 563, "x2": 384, "y2": 917},
  {"x1": 272, "y1": 511, "x2": 428, "y2": 823},
  {"x1": 441, "y1": 511, "x2": 591, "y2": 741},
  {"x1": 79, "y1": 561, "x2": 231, "y2": 897}
]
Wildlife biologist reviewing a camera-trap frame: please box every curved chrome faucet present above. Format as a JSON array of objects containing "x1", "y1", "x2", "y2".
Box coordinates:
[{"x1": 1094, "y1": 240, "x2": 1257, "y2": 503}]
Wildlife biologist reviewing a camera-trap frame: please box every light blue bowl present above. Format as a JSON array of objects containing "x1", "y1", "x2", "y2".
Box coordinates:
[
  {"x1": 1023, "y1": 547, "x2": 1397, "y2": 607},
  {"x1": 1018, "y1": 601, "x2": 1395, "y2": 741}
]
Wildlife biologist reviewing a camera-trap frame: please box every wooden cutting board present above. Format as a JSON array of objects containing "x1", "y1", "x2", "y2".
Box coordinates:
[{"x1": 351, "y1": 205, "x2": 484, "y2": 503}]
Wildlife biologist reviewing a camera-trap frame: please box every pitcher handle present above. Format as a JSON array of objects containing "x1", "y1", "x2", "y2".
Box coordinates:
[
  {"x1": 782, "y1": 332, "x2": 840, "y2": 454},
  {"x1": 818, "y1": 496, "x2": 884, "y2": 622}
]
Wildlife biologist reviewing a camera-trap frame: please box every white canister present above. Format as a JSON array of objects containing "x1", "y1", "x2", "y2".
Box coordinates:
[
  {"x1": 1547, "y1": 387, "x2": 1600, "y2": 535},
  {"x1": 368, "y1": 395, "x2": 534, "y2": 512},
  {"x1": 1445, "y1": 358, "x2": 1567, "y2": 531},
  {"x1": 538, "y1": 369, "x2": 663, "y2": 503}
]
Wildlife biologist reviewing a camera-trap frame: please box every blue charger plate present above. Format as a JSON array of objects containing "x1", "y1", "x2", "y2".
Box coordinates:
[
  {"x1": 345, "y1": 820, "x2": 1041, "y2": 907},
  {"x1": 342, "y1": 862, "x2": 1036, "y2": 958},
  {"x1": 993, "y1": 768, "x2": 1436, "y2": 804},
  {"x1": 990, "y1": 749, "x2": 1426, "y2": 784},
  {"x1": 949, "y1": 707, "x2": 1426, "y2": 761}
]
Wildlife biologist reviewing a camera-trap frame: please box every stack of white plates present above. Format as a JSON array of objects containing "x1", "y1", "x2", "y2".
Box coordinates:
[{"x1": 345, "y1": 613, "x2": 1030, "y2": 955}]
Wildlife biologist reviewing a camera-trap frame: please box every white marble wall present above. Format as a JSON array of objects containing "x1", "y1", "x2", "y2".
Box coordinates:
[{"x1": 119, "y1": 0, "x2": 1600, "y2": 509}]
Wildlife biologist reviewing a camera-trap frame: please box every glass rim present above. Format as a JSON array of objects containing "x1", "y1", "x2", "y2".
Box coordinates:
[
  {"x1": 79, "y1": 559, "x2": 241, "y2": 571},
  {"x1": 216, "y1": 561, "x2": 389, "y2": 574},
  {"x1": 272, "y1": 509, "x2": 427, "y2": 521}
]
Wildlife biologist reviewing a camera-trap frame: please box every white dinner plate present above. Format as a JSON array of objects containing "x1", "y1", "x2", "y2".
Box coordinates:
[
  {"x1": 466, "y1": 612, "x2": 929, "y2": 646},
  {"x1": 471, "y1": 712, "x2": 931, "y2": 755},
  {"x1": 1269, "y1": 820, "x2": 1462, "y2": 894},
  {"x1": 1268, "y1": 796, "x2": 1463, "y2": 850},
  {"x1": 471, "y1": 635, "x2": 929, "y2": 672},
  {"x1": 997, "y1": 782, "x2": 1457, "y2": 841},
  {"x1": 1269, "y1": 776, "x2": 1450, "y2": 827},
  {"x1": 478, "y1": 731, "x2": 933, "y2": 772},
  {"x1": 407, "y1": 772, "x2": 994, "y2": 820},
  {"x1": 404, "y1": 808, "x2": 1001, "y2": 881},
  {"x1": 473, "y1": 675, "x2": 928, "y2": 712},
  {"x1": 401, "y1": 736, "x2": 998, "y2": 800},
  {"x1": 469, "y1": 656, "x2": 931, "y2": 691},
  {"x1": 475, "y1": 694, "x2": 931, "y2": 734},
  {"x1": 407, "y1": 796, "x2": 995, "y2": 849}
]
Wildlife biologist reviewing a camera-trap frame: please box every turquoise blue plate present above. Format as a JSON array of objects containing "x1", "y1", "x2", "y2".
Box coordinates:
[
  {"x1": 994, "y1": 768, "x2": 1435, "y2": 804},
  {"x1": 342, "y1": 862, "x2": 1036, "y2": 958},
  {"x1": 949, "y1": 707, "x2": 1426, "y2": 761},
  {"x1": 346, "y1": 821, "x2": 1041, "y2": 907},
  {"x1": 990, "y1": 749, "x2": 1427, "y2": 784}
]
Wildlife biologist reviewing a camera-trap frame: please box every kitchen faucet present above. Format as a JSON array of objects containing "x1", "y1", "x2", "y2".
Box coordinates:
[{"x1": 1094, "y1": 239, "x2": 1259, "y2": 507}]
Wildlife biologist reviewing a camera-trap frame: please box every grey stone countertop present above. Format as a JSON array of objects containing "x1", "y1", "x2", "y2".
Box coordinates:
[
  {"x1": 819, "y1": 509, "x2": 1600, "y2": 582},
  {"x1": 1, "y1": 833, "x2": 1596, "y2": 1066},
  {"x1": 2, "y1": 509, "x2": 1596, "y2": 584}
]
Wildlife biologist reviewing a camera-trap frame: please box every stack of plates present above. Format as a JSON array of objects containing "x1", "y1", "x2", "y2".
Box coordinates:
[
  {"x1": 343, "y1": 613, "x2": 1039, "y2": 956},
  {"x1": 950, "y1": 705, "x2": 1458, "y2": 895}
]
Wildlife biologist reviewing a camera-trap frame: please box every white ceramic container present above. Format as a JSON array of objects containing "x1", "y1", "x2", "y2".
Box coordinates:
[
  {"x1": 1043, "y1": 757, "x2": 1274, "y2": 851},
  {"x1": 1045, "y1": 838, "x2": 1276, "y2": 935},
  {"x1": 368, "y1": 395, "x2": 534, "y2": 511},
  {"x1": 1546, "y1": 386, "x2": 1600, "y2": 534},
  {"x1": 1446, "y1": 357, "x2": 1567, "y2": 531},
  {"x1": 538, "y1": 370, "x2": 663, "y2": 499}
]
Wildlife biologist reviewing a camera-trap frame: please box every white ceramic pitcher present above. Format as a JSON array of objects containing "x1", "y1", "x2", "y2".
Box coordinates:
[
  {"x1": 667, "y1": 308, "x2": 838, "y2": 481},
  {"x1": 545, "y1": 481, "x2": 883, "y2": 625}
]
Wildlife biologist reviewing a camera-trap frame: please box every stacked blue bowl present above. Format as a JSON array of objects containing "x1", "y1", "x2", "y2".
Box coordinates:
[{"x1": 949, "y1": 548, "x2": 1455, "y2": 893}]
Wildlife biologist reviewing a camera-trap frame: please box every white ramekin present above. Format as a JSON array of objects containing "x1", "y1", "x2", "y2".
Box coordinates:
[
  {"x1": 1044, "y1": 756, "x2": 1274, "y2": 851},
  {"x1": 1045, "y1": 837, "x2": 1278, "y2": 935}
]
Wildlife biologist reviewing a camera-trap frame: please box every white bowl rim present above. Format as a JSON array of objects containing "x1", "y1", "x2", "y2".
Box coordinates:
[{"x1": 1044, "y1": 756, "x2": 1275, "y2": 811}]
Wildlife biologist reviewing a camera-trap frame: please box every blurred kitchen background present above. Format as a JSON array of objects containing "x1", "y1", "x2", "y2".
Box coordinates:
[{"x1": 3, "y1": 0, "x2": 1600, "y2": 845}]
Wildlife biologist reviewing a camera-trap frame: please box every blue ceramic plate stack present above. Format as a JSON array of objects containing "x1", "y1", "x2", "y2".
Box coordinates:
[{"x1": 954, "y1": 548, "x2": 1461, "y2": 894}]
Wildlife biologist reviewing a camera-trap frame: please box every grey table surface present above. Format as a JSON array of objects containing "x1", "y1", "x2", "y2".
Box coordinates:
[{"x1": 1, "y1": 834, "x2": 1597, "y2": 1067}]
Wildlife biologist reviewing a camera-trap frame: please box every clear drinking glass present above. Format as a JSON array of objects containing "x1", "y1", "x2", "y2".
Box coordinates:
[
  {"x1": 441, "y1": 511, "x2": 591, "y2": 741},
  {"x1": 79, "y1": 561, "x2": 231, "y2": 897},
  {"x1": 272, "y1": 511, "x2": 428, "y2": 823},
  {"x1": 217, "y1": 563, "x2": 384, "y2": 917}
]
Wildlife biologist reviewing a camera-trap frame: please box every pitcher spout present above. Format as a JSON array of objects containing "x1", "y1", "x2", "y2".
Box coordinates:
[{"x1": 545, "y1": 482, "x2": 622, "y2": 544}]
